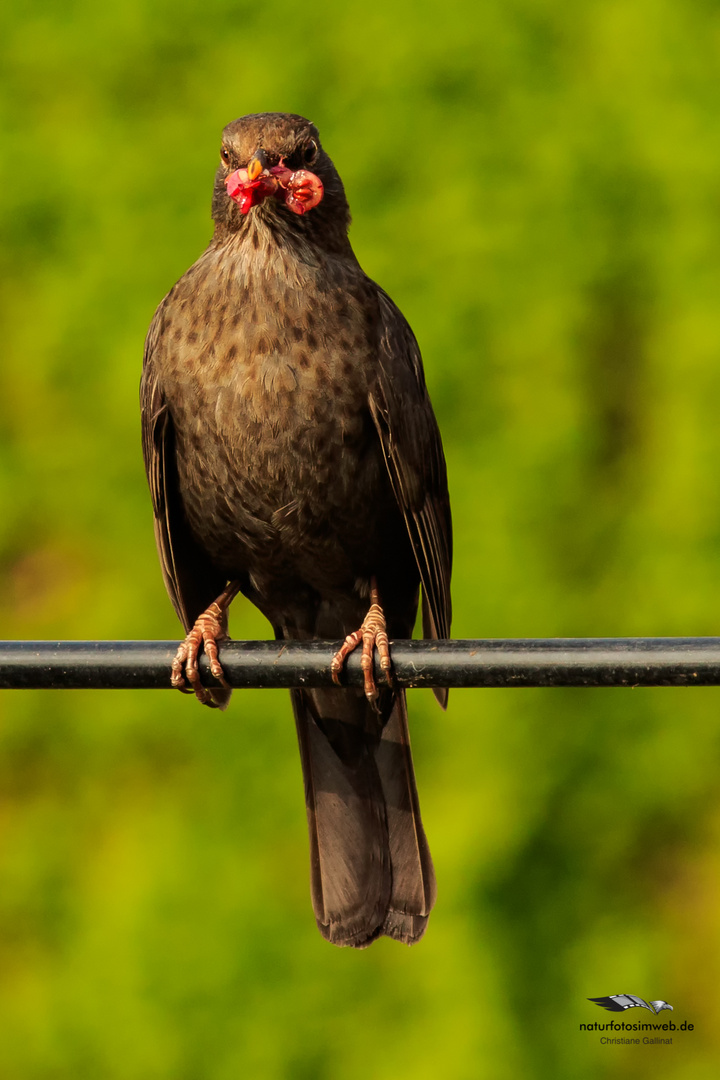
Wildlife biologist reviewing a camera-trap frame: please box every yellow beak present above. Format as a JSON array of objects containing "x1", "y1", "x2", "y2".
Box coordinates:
[{"x1": 247, "y1": 152, "x2": 267, "y2": 182}]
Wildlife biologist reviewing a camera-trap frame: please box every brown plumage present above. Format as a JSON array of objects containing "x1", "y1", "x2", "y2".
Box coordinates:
[{"x1": 140, "y1": 113, "x2": 452, "y2": 947}]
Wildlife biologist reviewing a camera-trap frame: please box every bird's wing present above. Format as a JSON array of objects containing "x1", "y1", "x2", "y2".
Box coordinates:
[
  {"x1": 369, "y1": 289, "x2": 452, "y2": 705},
  {"x1": 626, "y1": 996, "x2": 653, "y2": 1012},
  {"x1": 141, "y1": 310, "x2": 228, "y2": 632},
  {"x1": 588, "y1": 996, "x2": 628, "y2": 1012},
  {"x1": 588, "y1": 995, "x2": 651, "y2": 1012}
]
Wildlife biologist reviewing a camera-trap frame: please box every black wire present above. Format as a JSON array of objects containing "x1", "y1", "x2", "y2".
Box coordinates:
[{"x1": 1, "y1": 638, "x2": 719, "y2": 689}]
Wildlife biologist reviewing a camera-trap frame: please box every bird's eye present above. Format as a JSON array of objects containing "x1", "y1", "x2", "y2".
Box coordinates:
[
  {"x1": 220, "y1": 147, "x2": 231, "y2": 165},
  {"x1": 302, "y1": 140, "x2": 319, "y2": 165}
]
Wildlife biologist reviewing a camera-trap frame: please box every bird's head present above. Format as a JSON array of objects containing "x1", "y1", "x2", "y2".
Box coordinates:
[{"x1": 211, "y1": 113, "x2": 350, "y2": 246}]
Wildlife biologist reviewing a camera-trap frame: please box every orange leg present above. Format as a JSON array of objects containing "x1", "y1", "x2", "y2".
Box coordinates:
[
  {"x1": 172, "y1": 581, "x2": 240, "y2": 705},
  {"x1": 331, "y1": 578, "x2": 393, "y2": 703}
]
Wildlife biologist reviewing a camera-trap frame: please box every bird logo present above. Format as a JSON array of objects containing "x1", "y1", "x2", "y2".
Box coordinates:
[{"x1": 589, "y1": 995, "x2": 673, "y2": 1014}]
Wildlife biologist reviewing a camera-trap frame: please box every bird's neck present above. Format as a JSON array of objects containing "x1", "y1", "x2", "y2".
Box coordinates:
[{"x1": 212, "y1": 204, "x2": 354, "y2": 260}]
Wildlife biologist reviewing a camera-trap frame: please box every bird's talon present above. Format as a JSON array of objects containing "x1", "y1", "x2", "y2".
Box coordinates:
[
  {"x1": 171, "y1": 656, "x2": 188, "y2": 690},
  {"x1": 171, "y1": 599, "x2": 232, "y2": 702},
  {"x1": 330, "y1": 585, "x2": 393, "y2": 703},
  {"x1": 211, "y1": 665, "x2": 231, "y2": 690}
]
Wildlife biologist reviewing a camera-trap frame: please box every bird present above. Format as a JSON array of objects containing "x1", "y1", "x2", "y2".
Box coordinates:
[
  {"x1": 140, "y1": 113, "x2": 452, "y2": 947},
  {"x1": 589, "y1": 995, "x2": 673, "y2": 1014}
]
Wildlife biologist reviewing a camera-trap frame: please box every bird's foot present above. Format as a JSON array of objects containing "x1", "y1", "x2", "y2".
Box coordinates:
[
  {"x1": 331, "y1": 582, "x2": 392, "y2": 703},
  {"x1": 172, "y1": 600, "x2": 232, "y2": 706}
]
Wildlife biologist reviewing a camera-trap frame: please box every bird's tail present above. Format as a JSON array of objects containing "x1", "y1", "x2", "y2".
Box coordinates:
[{"x1": 291, "y1": 685, "x2": 436, "y2": 947}]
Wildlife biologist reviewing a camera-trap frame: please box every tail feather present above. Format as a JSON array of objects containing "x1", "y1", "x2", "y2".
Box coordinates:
[
  {"x1": 291, "y1": 686, "x2": 435, "y2": 947},
  {"x1": 376, "y1": 695, "x2": 436, "y2": 941}
]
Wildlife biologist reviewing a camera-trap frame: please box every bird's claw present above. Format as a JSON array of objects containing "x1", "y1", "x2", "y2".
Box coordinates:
[
  {"x1": 172, "y1": 602, "x2": 230, "y2": 705},
  {"x1": 331, "y1": 599, "x2": 393, "y2": 703}
]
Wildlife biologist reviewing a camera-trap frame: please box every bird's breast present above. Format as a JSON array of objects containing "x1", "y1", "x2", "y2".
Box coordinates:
[{"x1": 158, "y1": 259, "x2": 385, "y2": 574}]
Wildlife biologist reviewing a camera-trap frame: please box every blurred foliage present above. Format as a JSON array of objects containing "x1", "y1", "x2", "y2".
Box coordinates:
[{"x1": 2, "y1": 0, "x2": 720, "y2": 1076}]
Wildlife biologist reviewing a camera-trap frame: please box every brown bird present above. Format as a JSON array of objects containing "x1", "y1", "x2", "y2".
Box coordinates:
[{"x1": 141, "y1": 113, "x2": 452, "y2": 947}]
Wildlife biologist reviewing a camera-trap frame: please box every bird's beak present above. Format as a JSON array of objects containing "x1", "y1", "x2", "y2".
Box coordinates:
[
  {"x1": 225, "y1": 148, "x2": 323, "y2": 216},
  {"x1": 247, "y1": 150, "x2": 269, "y2": 181}
]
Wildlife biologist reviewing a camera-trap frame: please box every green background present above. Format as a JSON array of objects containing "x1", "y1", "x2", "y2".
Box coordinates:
[{"x1": 2, "y1": 0, "x2": 720, "y2": 1076}]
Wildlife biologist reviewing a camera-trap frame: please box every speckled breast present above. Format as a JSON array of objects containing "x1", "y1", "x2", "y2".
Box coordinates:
[{"x1": 155, "y1": 240, "x2": 387, "y2": 580}]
